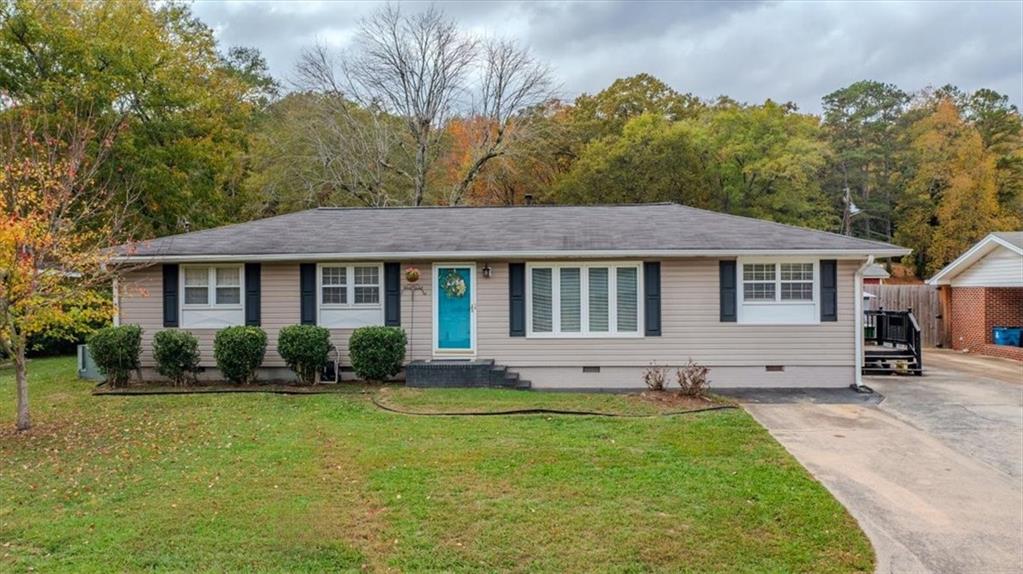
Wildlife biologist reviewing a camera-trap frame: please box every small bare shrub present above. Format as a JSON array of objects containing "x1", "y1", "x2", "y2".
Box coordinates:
[
  {"x1": 676, "y1": 359, "x2": 710, "y2": 397},
  {"x1": 642, "y1": 363, "x2": 668, "y2": 391}
]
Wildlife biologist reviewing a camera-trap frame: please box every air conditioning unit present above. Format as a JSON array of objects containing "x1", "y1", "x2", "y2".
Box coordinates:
[
  {"x1": 77, "y1": 344, "x2": 103, "y2": 380},
  {"x1": 320, "y1": 347, "x2": 341, "y2": 383}
]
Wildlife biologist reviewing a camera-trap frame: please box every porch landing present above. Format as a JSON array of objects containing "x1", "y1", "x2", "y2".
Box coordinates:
[{"x1": 405, "y1": 360, "x2": 531, "y2": 390}]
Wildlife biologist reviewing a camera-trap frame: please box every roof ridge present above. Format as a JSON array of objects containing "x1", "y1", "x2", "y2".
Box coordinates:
[
  {"x1": 666, "y1": 203, "x2": 902, "y2": 250},
  {"x1": 314, "y1": 202, "x2": 677, "y2": 211}
]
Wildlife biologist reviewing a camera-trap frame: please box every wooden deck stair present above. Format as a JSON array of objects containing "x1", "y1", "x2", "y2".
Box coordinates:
[{"x1": 863, "y1": 309, "x2": 923, "y2": 376}]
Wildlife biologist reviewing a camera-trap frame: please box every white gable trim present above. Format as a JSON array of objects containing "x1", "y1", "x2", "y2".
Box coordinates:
[{"x1": 927, "y1": 233, "x2": 1023, "y2": 286}]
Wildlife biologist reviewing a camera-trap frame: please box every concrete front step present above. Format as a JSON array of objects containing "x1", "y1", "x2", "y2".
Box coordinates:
[{"x1": 406, "y1": 360, "x2": 531, "y2": 389}]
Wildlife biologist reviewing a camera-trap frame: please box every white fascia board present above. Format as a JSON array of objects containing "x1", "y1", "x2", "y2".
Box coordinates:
[{"x1": 112, "y1": 248, "x2": 911, "y2": 264}]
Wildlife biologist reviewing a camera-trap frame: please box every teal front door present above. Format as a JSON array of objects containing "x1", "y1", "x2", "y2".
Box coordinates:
[{"x1": 435, "y1": 265, "x2": 474, "y2": 352}]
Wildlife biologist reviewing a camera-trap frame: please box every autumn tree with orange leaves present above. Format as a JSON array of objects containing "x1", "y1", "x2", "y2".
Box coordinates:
[{"x1": 0, "y1": 110, "x2": 133, "y2": 430}]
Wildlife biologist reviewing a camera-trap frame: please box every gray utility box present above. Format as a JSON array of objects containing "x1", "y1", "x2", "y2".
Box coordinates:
[{"x1": 77, "y1": 344, "x2": 102, "y2": 380}]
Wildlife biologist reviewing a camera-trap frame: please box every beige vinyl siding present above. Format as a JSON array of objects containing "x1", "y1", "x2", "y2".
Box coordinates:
[
  {"x1": 118, "y1": 263, "x2": 435, "y2": 369},
  {"x1": 118, "y1": 258, "x2": 858, "y2": 377},
  {"x1": 475, "y1": 259, "x2": 856, "y2": 368},
  {"x1": 119, "y1": 264, "x2": 300, "y2": 368}
]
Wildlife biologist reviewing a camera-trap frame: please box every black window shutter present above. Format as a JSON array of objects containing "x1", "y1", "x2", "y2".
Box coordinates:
[
  {"x1": 245, "y1": 263, "x2": 261, "y2": 326},
  {"x1": 644, "y1": 262, "x2": 661, "y2": 336},
  {"x1": 821, "y1": 259, "x2": 838, "y2": 322},
  {"x1": 300, "y1": 263, "x2": 316, "y2": 325},
  {"x1": 162, "y1": 264, "x2": 179, "y2": 327},
  {"x1": 719, "y1": 260, "x2": 737, "y2": 322},
  {"x1": 384, "y1": 262, "x2": 401, "y2": 326},
  {"x1": 509, "y1": 263, "x2": 526, "y2": 336}
]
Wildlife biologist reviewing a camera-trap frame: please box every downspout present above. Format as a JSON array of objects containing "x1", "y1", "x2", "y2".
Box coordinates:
[
  {"x1": 112, "y1": 275, "x2": 120, "y2": 327},
  {"x1": 853, "y1": 255, "x2": 874, "y2": 389}
]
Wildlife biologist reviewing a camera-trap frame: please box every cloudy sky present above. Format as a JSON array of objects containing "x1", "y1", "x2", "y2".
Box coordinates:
[{"x1": 192, "y1": 0, "x2": 1022, "y2": 114}]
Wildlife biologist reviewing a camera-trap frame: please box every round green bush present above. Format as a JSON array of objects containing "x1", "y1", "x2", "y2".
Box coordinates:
[
  {"x1": 213, "y1": 326, "x2": 267, "y2": 384},
  {"x1": 348, "y1": 326, "x2": 406, "y2": 381},
  {"x1": 278, "y1": 324, "x2": 333, "y2": 384},
  {"x1": 88, "y1": 325, "x2": 142, "y2": 387},
  {"x1": 153, "y1": 330, "x2": 200, "y2": 386}
]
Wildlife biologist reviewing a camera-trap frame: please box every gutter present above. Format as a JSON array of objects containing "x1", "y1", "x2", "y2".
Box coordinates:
[
  {"x1": 853, "y1": 255, "x2": 875, "y2": 389},
  {"x1": 111, "y1": 248, "x2": 912, "y2": 264}
]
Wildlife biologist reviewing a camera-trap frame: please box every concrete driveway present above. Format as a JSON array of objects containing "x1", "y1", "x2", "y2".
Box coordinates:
[{"x1": 737, "y1": 350, "x2": 1023, "y2": 574}]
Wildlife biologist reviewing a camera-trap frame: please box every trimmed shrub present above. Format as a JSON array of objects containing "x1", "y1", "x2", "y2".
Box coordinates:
[
  {"x1": 213, "y1": 326, "x2": 267, "y2": 384},
  {"x1": 348, "y1": 326, "x2": 406, "y2": 381},
  {"x1": 88, "y1": 325, "x2": 142, "y2": 387},
  {"x1": 278, "y1": 324, "x2": 333, "y2": 385},
  {"x1": 153, "y1": 330, "x2": 201, "y2": 386}
]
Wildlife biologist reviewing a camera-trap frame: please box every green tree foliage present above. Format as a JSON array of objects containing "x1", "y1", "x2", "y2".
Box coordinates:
[
  {"x1": 567, "y1": 73, "x2": 702, "y2": 144},
  {"x1": 0, "y1": 0, "x2": 275, "y2": 237},
  {"x1": 555, "y1": 101, "x2": 834, "y2": 229},
  {"x1": 687, "y1": 100, "x2": 835, "y2": 229},
  {"x1": 23, "y1": 290, "x2": 113, "y2": 356},
  {"x1": 963, "y1": 89, "x2": 1023, "y2": 220},
  {"x1": 821, "y1": 80, "x2": 910, "y2": 240},
  {"x1": 554, "y1": 113, "x2": 714, "y2": 206}
]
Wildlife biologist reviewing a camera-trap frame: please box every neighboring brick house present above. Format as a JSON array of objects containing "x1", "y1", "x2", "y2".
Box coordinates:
[{"x1": 929, "y1": 232, "x2": 1023, "y2": 361}]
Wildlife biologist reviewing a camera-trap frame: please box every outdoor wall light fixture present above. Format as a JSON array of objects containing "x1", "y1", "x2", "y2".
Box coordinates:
[{"x1": 482, "y1": 263, "x2": 492, "y2": 278}]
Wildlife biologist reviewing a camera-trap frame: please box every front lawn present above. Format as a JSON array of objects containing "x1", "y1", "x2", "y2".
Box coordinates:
[{"x1": 0, "y1": 357, "x2": 873, "y2": 573}]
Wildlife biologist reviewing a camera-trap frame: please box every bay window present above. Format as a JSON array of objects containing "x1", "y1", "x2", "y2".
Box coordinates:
[{"x1": 527, "y1": 263, "x2": 642, "y2": 337}]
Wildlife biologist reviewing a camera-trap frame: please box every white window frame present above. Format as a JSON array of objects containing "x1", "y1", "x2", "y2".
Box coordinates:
[
  {"x1": 526, "y1": 261, "x2": 644, "y2": 338},
  {"x1": 317, "y1": 263, "x2": 384, "y2": 312},
  {"x1": 736, "y1": 257, "x2": 820, "y2": 325},
  {"x1": 179, "y1": 264, "x2": 245, "y2": 310}
]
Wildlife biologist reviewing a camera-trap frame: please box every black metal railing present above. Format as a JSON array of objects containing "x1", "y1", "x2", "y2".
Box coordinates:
[{"x1": 865, "y1": 308, "x2": 923, "y2": 371}]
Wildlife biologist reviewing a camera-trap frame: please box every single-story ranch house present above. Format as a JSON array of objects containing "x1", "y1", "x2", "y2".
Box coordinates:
[
  {"x1": 112, "y1": 203, "x2": 910, "y2": 389},
  {"x1": 928, "y1": 232, "x2": 1023, "y2": 361}
]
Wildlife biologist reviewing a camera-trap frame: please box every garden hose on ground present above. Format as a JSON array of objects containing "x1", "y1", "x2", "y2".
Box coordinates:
[{"x1": 370, "y1": 393, "x2": 737, "y2": 418}]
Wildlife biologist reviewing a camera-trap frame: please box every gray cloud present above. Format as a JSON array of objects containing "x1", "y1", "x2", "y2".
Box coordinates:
[{"x1": 192, "y1": 0, "x2": 1022, "y2": 113}]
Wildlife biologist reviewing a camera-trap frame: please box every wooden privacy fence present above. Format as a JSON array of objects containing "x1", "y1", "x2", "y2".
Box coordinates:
[{"x1": 864, "y1": 284, "x2": 946, "y2": 348}]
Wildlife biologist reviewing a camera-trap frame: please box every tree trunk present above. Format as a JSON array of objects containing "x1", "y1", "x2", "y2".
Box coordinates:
[
  {"x1": 414, "y1": 134, "x2": 428, "y2": 206},
  {"x1": 15, "y1": 342, "x2": 30, "y2": 431}
]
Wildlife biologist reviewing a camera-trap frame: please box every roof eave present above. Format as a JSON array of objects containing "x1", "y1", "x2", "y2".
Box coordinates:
[
  {"x1": 111, "y1": 247, "x2": 911, "y2": 264},
  {"x1": 926, "y1": 234, "x2": 1022, "y2": 285}
]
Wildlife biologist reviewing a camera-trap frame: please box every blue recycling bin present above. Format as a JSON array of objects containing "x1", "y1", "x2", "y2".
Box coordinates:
[{"x1": 992, "y1": 326, "x2": 1022, "y2": 347}]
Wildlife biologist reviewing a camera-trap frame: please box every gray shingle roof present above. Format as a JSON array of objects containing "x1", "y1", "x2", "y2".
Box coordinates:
[{"x1": 116, "y1": 203, "x2": 909, "y2": 260}]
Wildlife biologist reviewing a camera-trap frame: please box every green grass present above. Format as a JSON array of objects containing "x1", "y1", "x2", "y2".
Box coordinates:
[{"x1": 0, "y1": 357, "x2": 873, "y2": 573}]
